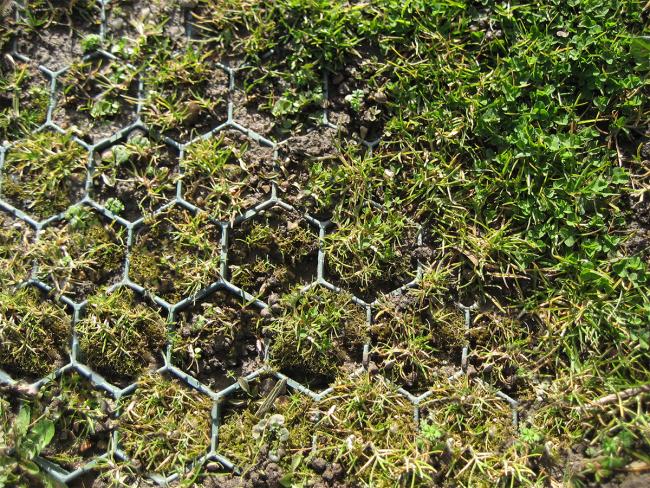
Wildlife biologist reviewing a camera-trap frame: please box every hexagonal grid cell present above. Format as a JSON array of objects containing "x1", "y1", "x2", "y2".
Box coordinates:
[
  {"x1": 0, "y1": 209, "x2": 35, "y2": 286},
  {"x1": 90, "y1": 129, "x2": 178, "y2": 221},
  {"x1": 15, "y1": 0, "x2": 102, "y2": 72},
  {"x1": 370, "y1": 293, "x2": 465, "y2": 395},
  {"x1": 417, "y1": 376, "x2": 518, "y2": 485},
  {"x1": 75, "y1": 287, "x2": 167, "y2": 386},
  {"x1": 104, "y1": 0, "x2": 190, "y2": 60},
  {"x1": 128, "y1": 205, "x2": 222, "y2": 304},
  {"x1": 227, "y1": 206, "x2": 318, "y2": 301},
  {"x1": 216, "y1": 374, "x2": 314, "y2": 475},
  {"x1": 0, "y1": 285, "x2": 71, "y2": 382},
  {"x1": 263, "y1": 286, "x2": 367, "y2": 391},
  {"x1": 0, "y1": 59, "x2": 51, "y2": 143},
  {"x1": 468, "y1": 309, "x2": 541, "y2": 396},
  {"x1": 30, "y1": 204, "x2": 127, "y2": 301},
  {"x1": 117, "y1": 371, "x2": 213, "y2": 476},
  {"x1": 323, "y1": 204, "x2": 419, "y2": 302},
  {"x1": 25, "y1": 371, "x2": 116, "y2": 473},
  {"x1": 0, "y1": 130, "x2": 88, "y2": 221},
  {"x1": 180, "y1": 129, "x2": 275, "y2": 222},
  {"x1": 141, "y1": 44, "x2": 229, "y2": 143},
  {"x1": 52, "y1": 53, "x2": 139, "y2": 143},
  {"x1": 171, "y1": 288, "x2": 263, "y2": 390}
]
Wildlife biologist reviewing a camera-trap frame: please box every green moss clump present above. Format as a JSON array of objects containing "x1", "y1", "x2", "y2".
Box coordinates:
[
  {"x1": 266, "y1": 286, "x2": 366, "y2": 387},
  {"x1": 76, "y1": 288, "x2": 167, "y2": 381},
  {"x1": 0, "y1": 287, "x2": 69, "y2": 379},
  {"x1": 324, "y1": 204, "x2": 418, "y2": 299},
  {"x1": 1, "y1": 131, "x2": 87, "y2": 220},
  {"x1": 118, "y1": 373, "x2": 212, "y2": 474},
  {"x1": 31, "y1": 206, "x2": 126, "y2": 300},
  {"x1": 371, "y1": 297, "x2": 465, "y2": 393},
  {"x1": 129, "y1": 206, "x2": 222, "y2": 302}
]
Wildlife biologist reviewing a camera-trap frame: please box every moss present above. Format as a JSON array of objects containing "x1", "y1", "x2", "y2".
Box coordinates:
[
  {"x1": 229, "y1": 207, "x2": 318, "y2": 299},
  {"x1": 0, "y1": 287, "x2": 69, "y2": 379},
  {"x1": 75, "y1": 288, "x2": 167, "y2": 381},
  {"x1": 0, "y1": 211, "x2": 34, "y2": 287},
  {"x1": 31, "y1": 206, "x2": 126, "y2": 300},
  {"x1": 118, "y1": 372, "x2": 212, "y2": 474},
  {"x1": 218, "y1": 379, "x2": 314, "y2": 473},
  {"x1": 181, "y1": 133, "x2": 272, "y2": 222},
  {"x1": 0, "y1": 62, "x2": 50, "y2": 142},
  {"x1": 324, "y1": 204, "x2": 418, "y2": 299},
  {"x1": 129, "y1": 206, "x2": 222, "y2": 302},
  {"x1": 371, "y1": 297, "x2": 465, "y2": 392},
  {"x1": 1, "y1": 131, "x2": 87, "y2": 220},
  {"x1": 266, "y1": 286, "x2": 366, "y2": 387}
]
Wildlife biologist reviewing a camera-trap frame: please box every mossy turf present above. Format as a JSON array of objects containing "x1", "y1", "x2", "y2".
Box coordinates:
[{"x1": 0, "y1": 0, "x2": 648, "y2": 486}]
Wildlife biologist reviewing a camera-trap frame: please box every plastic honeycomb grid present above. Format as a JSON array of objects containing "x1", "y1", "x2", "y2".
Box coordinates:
[{"x1": 0, "y1": 1, "x2": 519, "y2": 485}]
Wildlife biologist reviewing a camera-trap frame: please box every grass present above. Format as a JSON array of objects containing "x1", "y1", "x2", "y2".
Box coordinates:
[
  {"x1": 0, "y1": 210, "x2": 34, "y2": 287},
  {"x1": 323, "y1": 203, "x2": 418, "y2": 299},
  {"x1": 91, "y1": 131, "x2": 178, "y2": 220},
  {"x1": 118, "y1": 372, "x2": 212, "y2": 474},
  {"x1": 265, "y1": 286, "x2": 367, "y2": 388},
  {"x1": 0, "y1": 61, "x2": 50, "y2": 142},
  {"x1": 1, "y1": 130, "x2": 87, "y2": 220},
  {"x1": 0, "y1": 0, "x2": 648, "y2": 485},
  {"x1": 30, "y1": 204, "x2": 126, "y2": 300},
  {"x1": 141, "y1": 44, "x2": 228, "y2": 141},
  {"x1": 181, "y1": 132, "x2": 273, "y2": 222},
  {"x1": 75, "y1": 287, "x2": 167, "y2": 382},
  {"x1": 0, "y1": 286, "x2": 69, "y2": 379},
  {"x1": 129, "y1": 205, "x2": 222, "y2": 302}
]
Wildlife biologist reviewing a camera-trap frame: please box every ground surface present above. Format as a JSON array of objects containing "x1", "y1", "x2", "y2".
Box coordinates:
[{"x1": 0, "y1": 1, "x2": 649, "y2": 487}]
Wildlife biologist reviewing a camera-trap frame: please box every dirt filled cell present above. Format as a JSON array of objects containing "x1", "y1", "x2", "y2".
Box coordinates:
[
  {"x1": 172, "y1": 289, "x2": 263, "y2": 390},
  {"x1": 228, "y1": 206, "x2": 318, "y2": 301}
]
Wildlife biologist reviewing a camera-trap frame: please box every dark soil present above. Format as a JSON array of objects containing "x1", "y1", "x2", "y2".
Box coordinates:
[
  {"x1": 16, "y1": 0, "x2": 101, "y2": 72},
  {"x1": 275, "y1": 126, "x2": 342, "y2": 218},
  {"x1": 53, "y1": 55, "x2": 139, "y2": 144},
  {"x1": 91, "y1": 129, "x2": 178, "y2": 221},
  {"x1": 181, "y1": 128, "x2": 275, "y2": 221},
  {"x1": 326, "y1": 58, "x2": 390, "y2": 142},
  {"x1": 227, "y1": 206, "x2": 319, "y2": 302},
  {"x1": 173, "y1": 289, "x2": 263, "y2": 390}
]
